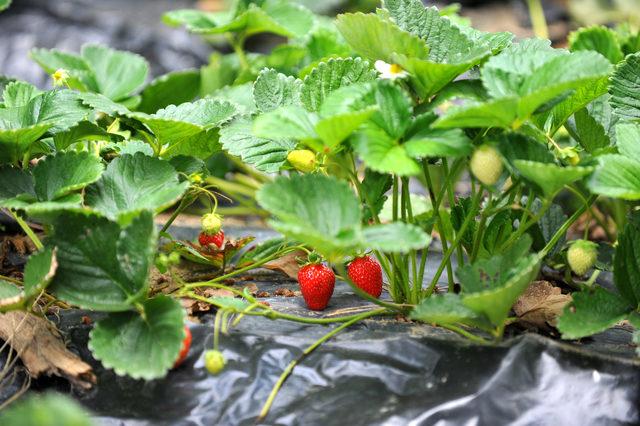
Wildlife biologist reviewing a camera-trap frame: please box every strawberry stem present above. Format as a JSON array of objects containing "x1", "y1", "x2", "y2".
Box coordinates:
[{"x1": 257, "y1": 307, "x2": 389, "y2": 422}]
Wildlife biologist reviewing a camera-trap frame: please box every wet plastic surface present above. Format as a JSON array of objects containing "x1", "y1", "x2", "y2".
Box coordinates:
[
  {"x1": 48, "y1": 287, "x2": 640, "y2": 426},
  {"x1": 4, "y1": 225, "x2": 640, "y2": 425}
]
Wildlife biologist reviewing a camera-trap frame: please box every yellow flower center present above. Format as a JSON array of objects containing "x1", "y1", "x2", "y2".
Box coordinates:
[{"x1": 389, "y1": 64, "x2": 403, "y2": 74}]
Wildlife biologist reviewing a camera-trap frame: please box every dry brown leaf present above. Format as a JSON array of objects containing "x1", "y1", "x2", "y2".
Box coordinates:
[
  {"x1": 274, "y1": 287, "x2": 296, "y2": 297},
  {"x1": 242, "y1": 283, "x2": 259, "y2": 296},
  {"x1": 0, "y1": 311, "x2": 95, "y2": 389},
  {"x1": 513, "y1": 281, "x2": 572, "y2": 329},
  {"x1": 263, "y1": 250, "x2": 304, "y2": 279},
  {"x1": 181, "y1": 288, "x2": 235, "y2": 315}
]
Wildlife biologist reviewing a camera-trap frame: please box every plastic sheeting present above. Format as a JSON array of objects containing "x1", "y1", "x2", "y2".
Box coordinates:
[
  {"x1": 3, "y1": 225, "x2": 638, "y2": 425},
  {"x1": 45, "y1": 276, "x2": 639, "y2": 426}
]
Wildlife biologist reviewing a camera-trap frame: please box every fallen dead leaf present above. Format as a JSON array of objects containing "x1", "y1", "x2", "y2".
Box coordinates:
[
  {"x1": 242, "y1": 283, "x2": 259, "y2": 296},
  {"x1": 181, "y1": 288, "x2": 235, "y2": 315},
  {"x1": 263, "y1": 250, "x2": 304, "y2": 279},
  {"x1": 513, "y1": 281, "x2": 572, "y2": 329},
  {"x1": 256, "y1": 291, "x2": 270, "y2": 298},
  {"x1": 0, "y1": 311, "x2": 95, "y2": 389},
  {"x1": 274, "y1": 287, "x2": 296, "y2": 297}
]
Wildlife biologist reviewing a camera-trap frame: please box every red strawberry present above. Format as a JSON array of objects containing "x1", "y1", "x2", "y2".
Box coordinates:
[
  {"x1": 347, "y1": 255, "x2": 383, "y2": 298},
  {"x1": 174, "y1": 326, "x2": 192, "y2": 368},
  {"x1": 298, "y1": 263, "x2": 335, "y2": 311},
  {"x1": 198, "y1": 230, "x2": 225, "y2": 249}
]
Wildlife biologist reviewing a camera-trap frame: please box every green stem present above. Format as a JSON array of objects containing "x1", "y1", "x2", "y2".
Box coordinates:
[
  {"x1": 541, "y1": 195, "x2": 598, "y2": 257},
  {"x1": 443, "y1": 159, "x2": 464, "y2": 268},
  {"x1": 425, "y1": 189, "x2": 482, "y2": 297},
  {"x1": 470, "y1": 191, "x2": 492, "y2": 262},
  {"x1": 257, "y1": 308, "x2": 387, "y2": 422},
  {"x1": 227, "y1": 34, "x2": 249, "y2": 70},
  {"x1": 184, "y1": 247, "x2": 300, "y2": 289},
  {"x1": 526, "y1": 0, "x2": 549, "y2": 39},
  {"x1": 439, "y1": 323, "x2": 492, "y2": 345},
  {"x1": 7, "y1": 210, "x2": 43, "y2": 250},
  {"x1": 422, "y1": 161, "x2": 455, "y2": 293}
]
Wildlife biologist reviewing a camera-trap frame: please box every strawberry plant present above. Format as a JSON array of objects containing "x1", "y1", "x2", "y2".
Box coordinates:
[{"x1": 2, "y1": 0, "x2": 640, "y2": 421}]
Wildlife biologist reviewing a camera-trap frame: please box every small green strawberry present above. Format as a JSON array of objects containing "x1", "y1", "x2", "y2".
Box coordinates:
[
  {"x1": 201, "y1": 213, "x2": 223, "y2": 234},
  {"x1": 470, "y1": 145, "x2": 503, "y2": 186},
  {"x1": 287, "y1": 149, "x2": 316, "y2": 173},
  {"x1": 567, "y1": 240, "x2": 598, "y2": 276},
  {"x1": 204, "y1": 350, "x2": 225, "y2": 375}
]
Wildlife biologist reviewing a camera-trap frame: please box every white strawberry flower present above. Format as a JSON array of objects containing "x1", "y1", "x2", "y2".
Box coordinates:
[{"x1": 374, "y1": 60, "x2": 408, "y2": 80}]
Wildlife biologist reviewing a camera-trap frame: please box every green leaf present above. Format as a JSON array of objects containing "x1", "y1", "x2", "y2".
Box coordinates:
[
  {"x1": 29, "y1": 48, "x2": 94, "y2": 91},
  {"x1": 404, "y1": 128, "x2": 471, "y2": 159},
  {"x1": 370, "y1": 81, "x2": 412, "y2": 139},
  {"x1": 0, "y1": 165, "x2": 35, "y2": 201},
  {"x1": 253, "y1": 68, "x2": 302, "y2": 113},
  {"x1": 482, "y1": 38, "x2": 562, "y2": 98},
  {"x1": 536, "y1": 75, "x2": 610, "y2": 134},
  {"x1": 23, "y1": 247, "x2": 57, "y2": 299},
  {"x1": 78, "y1": 92, "x2": 131, "y2": 116},
  {"x1": 362, "y1": 221, "x2": 431, "y2": 253},
  {"x1": 257, "y1": 174, "x2": 362, "y2": 260},
  {"x1": 461, "y1": 253, "x2": 541, "y2": 326},
  {"x1": 360, "y1": 169, "x2": 392, "y2": 221},
  {"x1": 80, "y1": 44, "x2": 148, "y2": 101},
  {"x1": 258, "y1": 173, "x2": 430, "y2": 260},
  {"x1": 319, "y1": 109, "x2": 377, "y2": 146},
  {"x1": 566, "y1": 95, "x2": 616, "y2": 153},
  {"x1": 211, "y1": 82, "x2": 256, "y2": 114},
  {"x1": 351, "y1": 125, "x2": 421, "y2": 176},
  {"x1": 0, "y1": 393, "x2": 94, "y2": 426},
  {"x1": 410, "y1": 293, "x2": 478, "y2": 324},
  {"x1": 557, "y1": 286, "x2": 631, "y2": 339},
  {"x1": 0, "y1": 124, "x2": 52, "y2": 164},
  {"x1": 433, "y1": 97, "x2": 519, "y2": 129},
  {"x1": 89, "y1": 295, "x2": 185, "y2": 380},
  {"x1": 383, "y1": 0, "x2": 484, "y2": 62},
  {"x1": 496, "y1": 132, "x2": 554, "y2": 173},
  {"x1": 137, "y1": 69, "x2": 200, "y2": 113},
  {"x1": 53, "y1": 120, "x2": 123, "y2": 150},
  {"x1": 219, "y1": 116, "x2": 296, "y2": 173},
  {"x1": 85, "y1": 153, "x2": 189, "y2": 222},
  {"x1": 335, "y1": 12, "x2": 429, "y2": 63},
  {"x1": 49, "y1": 211, "x2": 156, "y2": 311},
  {"x1": 569, "y1": 26, "x2": 624, "y2": 64},
  {"x1": 514, "y1": 160, "x2": 594, "y2": 197},
  {"x1": 615, "y1": 121, "x2": 640, "y2": 158},
  {"x1": 613, "y1": 211, "x2": 640, "y2": 307},
  {"x1": 395, "y1": 54, "x2": 486, "y2": 99},
  {"x1": 163, "y1": 0, "x2": 315, "y2": 38},
  {"x1": 33, "y1": 151, "x2": 104, "y2": 201},
  {"x1": 253, "y1": 106, "x2": 317, "y2": 140},
  {"x1": 2, "y1": 81, "x2": 41, "y2": 107},
  {"x1": 0, "y1": 0, "x2": 11, "y2": 11},
  {"x1": 609, "y1": 52, "x2": 640, "y2": 120},
  {"x1": 301, "y1": 58, "x2": 376, "y2": 112},
  {"x1": 132, "y1": 98, "x2": 237, "y2": 159},
  {"x1": 588, "y1": 154, "x2": 640, "y2": 200}
]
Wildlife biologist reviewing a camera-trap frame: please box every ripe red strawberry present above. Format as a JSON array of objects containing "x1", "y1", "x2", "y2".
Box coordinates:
[
  {"x1": 173, "y1": 326, "x2": 192, "y2": 368},
  {"x1": 198, "y1": 230, "x2": 224, "y2": 249},
  {"x1": 347, "y1": 255, "x2": 383, "y2": 298},
  {"x1": 298, "y1": 263, "x2": 335, "y2": 311}
]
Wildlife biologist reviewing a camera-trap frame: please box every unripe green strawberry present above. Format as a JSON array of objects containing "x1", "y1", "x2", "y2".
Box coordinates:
[
  {"x1": 287, "y1": 149, "x2": 316, "y2": 173},
  {"x1": 201, "y1": 213, "x2": 223, "y2": 234},
  {"x1": 204, "y1": 350, "x2": 225, "y2": 375},
  {"x1": 470, "y1": 145, "x2": 503, "y2": 186},
  {"x1": 567, "y1": 240, "x2": 598, "y2": 276}
]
